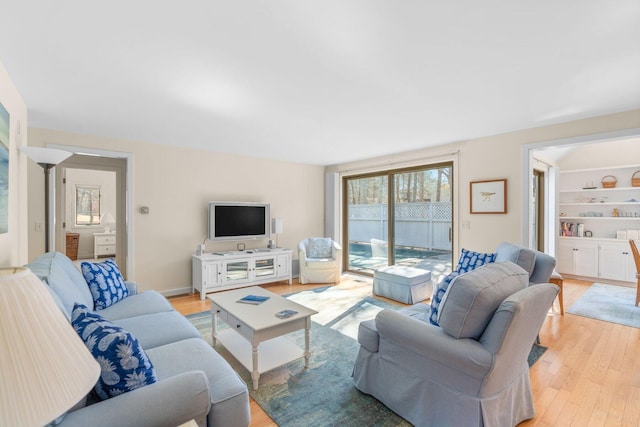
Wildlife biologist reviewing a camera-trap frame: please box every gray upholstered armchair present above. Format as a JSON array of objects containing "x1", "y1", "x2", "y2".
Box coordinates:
[
  {"x1": 494, "y1": 241, "x2": 556, "y2": 285},
  {"x1": 353, "y1": 262, "x2": 559, "y2": 427},
  {"x1": 298, "y1": 238, "x2": 342, "y2": 284}
]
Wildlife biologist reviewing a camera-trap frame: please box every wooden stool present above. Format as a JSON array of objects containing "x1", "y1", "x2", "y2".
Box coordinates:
[{"x1": 549, "y1": 271, "x2": 564, "y2": 315}]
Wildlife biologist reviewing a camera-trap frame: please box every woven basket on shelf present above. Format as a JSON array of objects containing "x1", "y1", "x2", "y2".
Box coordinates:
[
  {"x1": 632, "y1": 171, "x2": 640, "y2": 187},
  {"x1": 601, "y1": 175, "x2": 617, "y2": 188}
]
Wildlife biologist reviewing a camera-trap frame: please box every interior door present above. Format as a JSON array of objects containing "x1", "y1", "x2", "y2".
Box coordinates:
[{"x1": 532, "y1": 169, "x2": 545, "y2": 252}]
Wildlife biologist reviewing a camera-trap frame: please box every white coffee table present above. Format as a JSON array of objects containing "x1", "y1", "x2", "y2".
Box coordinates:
[{"x1": 208, "y1": 286, "x2": 318, "y2": 390}]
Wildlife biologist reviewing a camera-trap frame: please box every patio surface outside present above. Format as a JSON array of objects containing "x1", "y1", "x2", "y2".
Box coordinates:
[{"x1": 348, "y1": 242, "x2": 452, "y2": 285}]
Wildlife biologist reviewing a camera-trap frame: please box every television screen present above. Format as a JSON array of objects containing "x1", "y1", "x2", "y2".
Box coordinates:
[{"x1": 208, "y1": 202, "x2": 270, "y2": 241}]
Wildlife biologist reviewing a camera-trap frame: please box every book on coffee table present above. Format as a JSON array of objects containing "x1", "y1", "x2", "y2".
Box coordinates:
[
  {"x1": 237, "y1": 295, "x2": 270, "y2": 305},
  {"x1": 275, "y1": 309, "x2": 298, "y2": 319}
]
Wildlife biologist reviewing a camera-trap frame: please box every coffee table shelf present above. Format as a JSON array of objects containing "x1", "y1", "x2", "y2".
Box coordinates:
[{"x1": 215, "y1": 329, "x2": 304, "y2": 374}]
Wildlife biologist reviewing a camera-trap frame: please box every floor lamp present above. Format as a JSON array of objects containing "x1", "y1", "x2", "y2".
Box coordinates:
[{"x1": 21, "y1": 146, "x2": 72, "y2": 252}]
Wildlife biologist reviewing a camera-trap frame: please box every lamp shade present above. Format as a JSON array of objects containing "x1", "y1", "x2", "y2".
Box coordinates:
[
  {"x1": 20, "y1": 146, "x2": 72, "y2": 165},
  {"x1": 101, "y1": 212, "x2": 116, "y2": 224},
  {"x1": 0, "y1": 268, "x2": 100, "y2": 427},
  {"x1": 272, "y1": 218, "x2": 283, "y2": 234},
  {"x1": 101, "y1": 212, "x2": 116, "y2": 232}
]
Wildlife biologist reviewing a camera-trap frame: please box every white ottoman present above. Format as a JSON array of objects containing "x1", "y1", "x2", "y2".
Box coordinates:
[{"x1": 373, "y1": 265, "x2": 432, "y2": 304}]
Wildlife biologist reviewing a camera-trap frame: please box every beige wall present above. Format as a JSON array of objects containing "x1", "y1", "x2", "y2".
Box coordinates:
[
  {"x1": 22, "y1": 108, "x2": 640, "y2": 291},
  {"x1": 0, "y1": 61, "x2": 28, "y2": 266},
  {"x1": 27, "y1": 128, "x2": 325, "y2": 294},
  {"x1": 556, "y1": 137, "x2": 640, "y2": 171},
  {"x1": 328, "y1": 109, "x2": 640, "y2": 256}
]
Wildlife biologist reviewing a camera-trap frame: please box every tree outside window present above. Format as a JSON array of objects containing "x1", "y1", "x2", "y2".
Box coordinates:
[{"x1": 75, "y1": 186, "x2": 101, "y2": 226}]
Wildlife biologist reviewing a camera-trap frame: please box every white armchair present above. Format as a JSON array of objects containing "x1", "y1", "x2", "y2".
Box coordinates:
[{"x1": 298, "y1": 238, "x2": 342, "y2": 284}]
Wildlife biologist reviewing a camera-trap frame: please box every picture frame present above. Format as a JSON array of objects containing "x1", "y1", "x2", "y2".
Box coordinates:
[{"x1": 470, "y1": 179, "x2": 507, "y2": 214}]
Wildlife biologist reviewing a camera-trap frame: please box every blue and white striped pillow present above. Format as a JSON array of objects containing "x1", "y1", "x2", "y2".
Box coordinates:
[
  {"x1": 456, "y1": 248, "x2": 496, "y2": 273},
  {"x1": 429, "y1": 249, "x2": 496, "y2": 326}
]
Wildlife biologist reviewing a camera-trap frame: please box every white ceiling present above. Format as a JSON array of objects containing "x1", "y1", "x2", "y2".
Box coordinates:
[{"x1": 1, "y1": 1, "x2": 639, "y2": 165}]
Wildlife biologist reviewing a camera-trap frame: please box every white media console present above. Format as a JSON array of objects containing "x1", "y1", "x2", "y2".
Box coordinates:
[{"x1": 191, "y1": 248, "x2": 293, "y2": 300}]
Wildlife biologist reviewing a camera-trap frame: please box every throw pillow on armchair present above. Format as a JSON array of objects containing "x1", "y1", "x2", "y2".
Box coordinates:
[{"x1": 429, "y1": 248, "x2": 496, "y2": 325}]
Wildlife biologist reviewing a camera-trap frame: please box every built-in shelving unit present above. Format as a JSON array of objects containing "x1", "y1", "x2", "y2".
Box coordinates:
[{"x1": 557, "y1": 164, "x2": 640, "y2": 283}]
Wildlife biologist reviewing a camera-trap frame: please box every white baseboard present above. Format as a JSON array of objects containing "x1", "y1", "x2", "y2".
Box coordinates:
[{"x1": 160, "y1": 286, "x2": 193, "y2": 297}]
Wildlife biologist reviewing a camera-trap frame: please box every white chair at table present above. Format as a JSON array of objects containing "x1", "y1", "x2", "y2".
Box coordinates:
[{"x1": 298, "y1": 238, "x2": 342, "y2": 284}]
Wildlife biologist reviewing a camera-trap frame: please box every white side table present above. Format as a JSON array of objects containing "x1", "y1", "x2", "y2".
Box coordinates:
[{"x1": 93, "y1": 232, "x2": 116, "y2": 258}]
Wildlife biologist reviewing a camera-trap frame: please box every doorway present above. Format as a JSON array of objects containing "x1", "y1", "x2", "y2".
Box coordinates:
[
  {"x1": 523, "y1": 129, "x2": 640, "y2": 254},
  {"x1": 54, "y1": 154, "x2": 128, "y2": 276}
]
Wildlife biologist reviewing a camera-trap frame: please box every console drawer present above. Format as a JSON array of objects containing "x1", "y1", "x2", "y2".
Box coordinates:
[
  {"x1": 95, "y1": 235, "x2": 116, "y2": 245},
  {"x1": 212, "y1": 305, "x2": 228, "y2": 323},
  {"x1": 96, "y1": 245, "x2": 115, "y2": 256},
  {"x1": 227, "y1": 313, "x2": 252, "y2": 341}
]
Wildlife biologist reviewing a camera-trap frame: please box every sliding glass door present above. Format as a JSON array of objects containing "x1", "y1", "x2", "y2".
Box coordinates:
[{"x1": 343, "y1": 163, "x2": 453, "y2": 275}]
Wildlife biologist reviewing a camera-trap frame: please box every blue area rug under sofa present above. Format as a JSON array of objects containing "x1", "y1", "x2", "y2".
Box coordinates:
[{"x1": 188, "y1": 283, "x2": 546, "y2": 426}]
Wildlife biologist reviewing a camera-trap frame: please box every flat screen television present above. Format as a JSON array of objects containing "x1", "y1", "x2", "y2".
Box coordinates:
[{"x1": 208, "y1": 202, "x2": 270, "y2": 241}]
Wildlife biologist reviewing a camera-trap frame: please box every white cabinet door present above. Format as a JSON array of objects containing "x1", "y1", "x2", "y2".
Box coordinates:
[
  {"x1": 203, "y1": 261, "x2": 221, "y2": 288},
  {"x1": 557, "y1": 240, "x2": 575, "y2": 275},
  {"x1": 276, "y1": 254, "x2": 291, "y2": 279},
  {"x1": 573, "y1": 241, "x2": 598, "y2": 277},
  {"x1": 222, "y1": 259, "x2": 252, "y2": 285},
  {"x1": 557, "y1": 239, "x2": 598, "y2": 277},
  {"x1": 599, "y1": 242, "x2": 628, "y2": 281},
  {"x1": 254, "y1": 256, "x2": 277, "y2": 281}
]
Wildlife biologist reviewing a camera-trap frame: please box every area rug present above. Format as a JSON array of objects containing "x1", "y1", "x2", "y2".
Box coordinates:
[
  {"x1": 567, "y1": 282, "x2": 640, "y2": 328},
  {"x1": 187, "y1": 281, "x2": 546, "y2": 426}
]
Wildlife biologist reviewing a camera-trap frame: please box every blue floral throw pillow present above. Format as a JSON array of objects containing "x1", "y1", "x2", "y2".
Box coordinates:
[
  {"x1": 71, "y1": 303, "x2": 157, "y2": 400},
  {"x1": 429, "y1": 249, "x2": 496, "y2": 326},
  {"x1": 81, "y1": 259, "x2": 129, "y2": 310}
]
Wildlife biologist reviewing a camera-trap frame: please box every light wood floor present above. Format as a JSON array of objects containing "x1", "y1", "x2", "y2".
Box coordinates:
[{"x1": 169, "y1": 278, "x2": 640, "y2": 427}]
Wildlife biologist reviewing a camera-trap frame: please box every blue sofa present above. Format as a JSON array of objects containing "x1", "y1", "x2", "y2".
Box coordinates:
[{"x1": 26, "y1": 252, "x2": 250, "y2": 427}]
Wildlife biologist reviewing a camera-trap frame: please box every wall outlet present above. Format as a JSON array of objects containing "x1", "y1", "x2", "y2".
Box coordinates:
[
  {"x1": 462, "y1": 221, "x2": 471, "y2": 230},
  {"x1": 34, "y1": 222, "x2": 43, "y2": 232}
]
